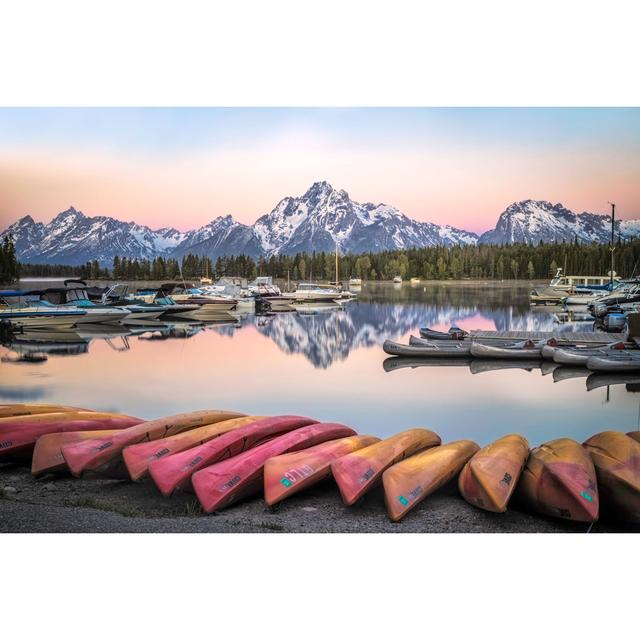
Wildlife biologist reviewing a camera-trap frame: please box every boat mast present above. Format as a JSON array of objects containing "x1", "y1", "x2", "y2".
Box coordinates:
[
  {"x1": 609, "y1": 201, "x2": 616, "y2": 286},
  {"x1": 335, "y1": 239, "x2": 339, "y2": 285}
]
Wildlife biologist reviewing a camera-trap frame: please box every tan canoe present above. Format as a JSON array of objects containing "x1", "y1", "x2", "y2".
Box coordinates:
[
  {"x1": 62, "y1": 409, "x2": 245, "y2": 477},
  {"x1": 583, "y1": 431, "x2": 640, "y2": 523},
  {"x1": 516, "y1": 438, "x2": 599, "y2": 522},
  {"x1": 383, "y1": 440, "x2": 479, "y2": 521},
  {"x1": 331, "y1": 428, "x2": 441, "y2": 506},
  {"x1": 458, "y1": 434, "x2": 530, "y2": 513},
  {"x1": 264, "y1": 435, "x2": 380, "y2": 506},
  {"x1": 122, "y1": 415, "x2": 265, "y2": 481},
  {"x1": 0, "y1": 410, "x2": 114, "y2": 426},
  {"x1": 31, "y1": 430, "x2": 121, "y2": 476},
  {"x1": 627, "y1": 431, "x2": 640, "y2": 445},
  {"x1": 0, "y1": 404, "x2": 88, "y2": 419}
]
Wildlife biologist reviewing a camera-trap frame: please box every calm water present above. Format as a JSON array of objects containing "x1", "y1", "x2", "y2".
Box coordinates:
[{"x1": 2, "y1": 280, "x2": 640, "y2": 446}]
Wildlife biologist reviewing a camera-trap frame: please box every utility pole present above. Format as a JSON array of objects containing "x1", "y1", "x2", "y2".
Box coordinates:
[{"x1": 609, "y1": 202, "x2": 616, "y2": 286}]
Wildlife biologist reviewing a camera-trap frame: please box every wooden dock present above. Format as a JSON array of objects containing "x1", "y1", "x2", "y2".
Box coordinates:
[{"x1": 471, "y1": 330, "x2": 625, "y2": 345}]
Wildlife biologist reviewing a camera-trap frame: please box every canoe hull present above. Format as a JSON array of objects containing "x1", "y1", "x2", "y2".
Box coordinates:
[
  {"x1": 383, "y1": 339, "x2": 471, "y2": 358},
  {"x1": 0, "y1": 404, "x2": 87, "y2": 419},
  {"x1": 331, "y1": 428, "x2": 441, "y2": 506},
  {"x1": 470, "y1": 343, "x2": 541, "y2": 360},
  {"x1": 458, "y1": 434, "x2": 530, "y2": 513}
]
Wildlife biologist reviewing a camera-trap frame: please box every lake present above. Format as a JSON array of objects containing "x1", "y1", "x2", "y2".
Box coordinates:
[{"x1": 2, "y1": 280, "x2": 639, "y2": 446}]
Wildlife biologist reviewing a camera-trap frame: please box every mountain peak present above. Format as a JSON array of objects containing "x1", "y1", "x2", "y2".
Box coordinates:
[{"x1": 303, "y1": 180, "x2": 335, "y2": 198}]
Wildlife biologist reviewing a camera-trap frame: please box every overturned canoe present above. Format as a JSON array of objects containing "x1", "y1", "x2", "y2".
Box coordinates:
[
  {"x1": 123, "y1": 415, "x2": 265, "y2": 481},
  {"x1": 62, "y1": 409, "x2": 244, "y2": 477},
  {"x1": 553, "y1": 342, "x2": 625, "y2": 366},
  {"x1": 31, "y1": 429, "x2": 121, "y2": 476},
  {"x1": 458, "y1": 434, "x2": 529, "y2": 513},
  {"x1": 331, "y1": 428, "x2": 441, "y2": 506},
  {"x1": 148, "y1": 415, "x2": 316, "y2": 497},
  {"x1": 516, "y1": 438, "x2": 599, "y2": 522},
  {"x1": 192, "y1": 423, "x2": 356, "y2": 513},
  {"x1": 583, "y1": 431, "x2": 640, "y2": 523},
  {"x1": 383, "y1": 440, "x2": 479, "y2": 521},
  {"x1": 419, "y1": 327, "x2": 467, "y2": 340},
  {"x1": 0, "y1": 412, "x2": 142, "y2": 460},
  {"x1": 383, "y1": 339, "x2": 471, "y2": 358},
  {"x1": 587, "y1": 353, "x2": 640, "y2": 372},
  {"x1": 263, "y1": 435, "x2": 380, "y2": 506},
  {"x1": 628, "y1": 431, "x2": 640, "y2": 444},
  {"x1": 469, "y1": 340, "x2": 542, "y2": 360},
  {"x1": 0, "y1": 404, "x2": 87, "y2": 419}
]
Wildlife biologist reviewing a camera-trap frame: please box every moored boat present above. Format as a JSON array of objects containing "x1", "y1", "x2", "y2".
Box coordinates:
[
  {"x1": 458, "y1": 434, "x2": 529, "y2": 513},
  {"x1": 383, "y1": 339, "x2": 472, "y2": 358},
  {"x1": 331, "y1": 428, "x2": 441, "y2": 506},
  {"x1": 586, "y1": 352, "x2": 640, "y2": 372},
  {"x1": 382, "y1": 440, "x2": 479, "y2": 521},
  {"x1": 0, "y1": 403, "x2": 87, "y2": 419},
  {"x1": 0, "y1": 291, "x2": 87, "y2": 329},
  {"x1": 469, "y1": 339, "x2": 542, "y2": 360},
  {"x1": 553, "y1": 342, "x2": 626, "y2": 366},
  {"x1": 419, "y1": 326, "x2": 468, "y2": 340}
]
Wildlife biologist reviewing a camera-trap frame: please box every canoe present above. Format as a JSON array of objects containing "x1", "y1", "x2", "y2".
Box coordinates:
[
  {"x1": 263, "y1": 435, "x2": 380, "y2": 506},
  {"x1": 583, "y1": 431, "x2": 640, "y2": 523},
  {"x1": 419, "y1": 327, "x2": 467, "y2": 340},
  {"x1": 587, "y1": 353, "x2": 640, "y2": 372},
  {"x1": 148, "y1": 415, "x2": 317, "y2": 497},
  {"x1": 383, "y1": 440, "x2": 480, "y2": 521},
  {"x1": 553, "y1": 342, "x2": 625, "y2": 366},
  {"x1": 331, "y1": 428, "x2": 441, "y2": 506},
  {"x1": 628, "y1": 432, "x2": 640, "y2": 444},
  {"x1": 383, "y1": 339, "x2": 471, "y2": 358},
  {"x1": 516, "y1": 438, "x2": 599, "y2": 522},
  {"x1": 469, "y1": 340, "x2": 542, "y2": 360},
  {"x1": 192, "y1": 423, "x2": 356, "y2": 513},
  {"x1": 0, "y1": 404, "x2": 88, "y2": 419},
  {"x1": 458, "y1": 434, "x2": 529, "y2": 513},
  {"x1": 31, "y1": 429, "x2": 121, "y2": 476},
  {"x1": 122, "y1": 415, "x2": 265, "y2": 481},
  {"x1": 541, "y1": 344, "x2": 559, "y2": 361},
  {"x1": 383, "y1": 357, "x2": 472, "y2": 372},
  {"x1": 0, "y1": 412, "x2": 142, "y2": 460},
  {"x1": 61, "y1": 409, "x2": 245, "y2": 477}
]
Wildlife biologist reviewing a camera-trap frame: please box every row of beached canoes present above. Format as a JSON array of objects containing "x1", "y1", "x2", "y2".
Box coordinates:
[{"x1": 1, "y1": 403, "x2": 639, "y2": 524}]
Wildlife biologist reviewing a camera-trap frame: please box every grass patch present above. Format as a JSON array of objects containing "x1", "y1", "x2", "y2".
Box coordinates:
[
  {"x1": 66, "y1": 496, "x2": 143, "y2": 518},
  {"x1": 181, "y1": 499, "x2": 202, "y2": 517}
]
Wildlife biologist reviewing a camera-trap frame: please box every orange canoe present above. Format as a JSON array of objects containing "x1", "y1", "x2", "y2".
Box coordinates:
[
  {"x1": 0, "y1": 404, "x2": 88, "y2": 419},
  {"x1": 331, "y1": 428, "x2": 441, "y2": 506},
  {"x1": 627, "y1": 431, "x2": 640, "y2": 445},
  {"x1": 62, "y1": 409, "x2": 244, "y2": 477},
  {"x1": 383, "y1": 440, "x2": 479, "y2": 521},
  {"x1": 263, "y1": 435, "x2": 380, "y2": 506},
  {"x1": 516, "y1": 438, "x2": 599, "y2": 522},
  {"x1": 149, "y1": 415, "x2": 317, "y2": 497},
  {"x1": 193, "y1": 423, "x2": 356, "y2": 513},
  {"x1": 458, "y1": 434, "x2": 530, "y2": 513},
  {"x1": 32, "y1": 430, "x2": 121, "y2": 476},
  {"x1": 583, "y1": 431, "x2": 640, "y2": 523},
  {"x1": 0, "y1": 412, "x2": 142, "y2": 460},
  {"x1": 122, "y1": 415, "x2": 266, "y2": 481}
]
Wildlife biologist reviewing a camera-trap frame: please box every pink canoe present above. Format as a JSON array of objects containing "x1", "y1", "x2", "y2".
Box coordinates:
[
  {"x1": 148, "y1": 415, "x2": 316, "y2": 497},
  {"x1": 192, "y1": 423, "x2": 356, "y2": 513}
]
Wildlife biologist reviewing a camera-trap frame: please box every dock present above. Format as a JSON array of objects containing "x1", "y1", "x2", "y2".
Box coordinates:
[{"x1": 470, "y1": 330, "x2": 625, "y2": 345}]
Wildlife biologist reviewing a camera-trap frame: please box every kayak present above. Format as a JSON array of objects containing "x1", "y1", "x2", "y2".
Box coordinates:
[
  {"x1": 628, "y1": 431, "x2": 640, "y2": 444},
  {"x1": 122, "y1": 415, "x2": 265, "y2": 481},
  {"x1": 419, "y1": 327, "x2": 467, "y2": 340},
  {"x1": 383, "y1": 339, "x2": 471, "y2": 358},
  {"x1": 516, "y1": 438, "x2": 599, "y2": 522},
  {"x1": 31, "y1": 429, "x2": 121, "y2": 476},
  {"x1": 470, "y1": 340, "x2": 542, "y2": 360},
  {"x1": 192, "y1": 422, "x2": 356, "y2": 513},
  {"x1": 148, "y1": 415, "x2": 317, "y2": 497},
  {"x1": 0, "y1": 404, "x2": 88, "y2": 419},
  {"x1": 61, "y1": 409, "x2": 245, "y2": 477},
  {"x1": 553, "y1": 342, "x2": 625, "y2": 366},
  {"x1": 583, "y1": 431, "x2": 640, "y2": 523},
  {"x1": 331, "y1": 428, "x2": 441, "y2": 506},
  {"x1": 383, "y1": 440, "x2": 479, "y2": 521},
  {"x1": 0, "y1": 412, "x2": 142, "y2": 460},
  {"x1": 458, "y1": 434, "x2": 529, "y2": 513},
  {"x1": 263, "y1": 435, "x2": 380, "y2": 506},
  {"x1": 587, "y1": 353, "x2": 640, "y2": 372}
]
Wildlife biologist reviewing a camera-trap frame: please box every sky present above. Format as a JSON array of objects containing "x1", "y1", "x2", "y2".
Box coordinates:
[{"x1": 0, "y1": 107, "x2": 639, "y2": 234}]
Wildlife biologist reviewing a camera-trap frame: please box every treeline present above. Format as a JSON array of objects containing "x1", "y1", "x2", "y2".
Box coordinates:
[
  {"x1": 12, "y1": 238, "x2": 640, "y2": 282},
  {"x1": 0, "y1": 235, "x2": 20, "y2": 284}
]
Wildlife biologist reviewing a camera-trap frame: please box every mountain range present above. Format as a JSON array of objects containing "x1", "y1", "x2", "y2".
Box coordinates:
[{"x1": 2, "y1": 181, "x2": 637, "y2": 266}]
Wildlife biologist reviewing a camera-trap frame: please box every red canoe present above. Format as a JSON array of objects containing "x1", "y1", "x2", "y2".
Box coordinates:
[
  {"x1": 0, "y1": 412, "x2": 142, "y2": 460},
  {"x1": 192, "y1": 423, "x2": 356, "y2": 513},
  {"x1": 122, "y1": 415, "x2": 265, "y2": 481},
  {"x1": 331, "y1": 428, "x2": 441, "y2": 506},
  {"x1": 148, "y1": 415, "x2": 316, "y2": 497},
  {"x1": 61, "y1": 410, "x2": 244, "y2": 477},
  {"x1": 263, "y1": 435, "x2": 380, "y2": 506}
]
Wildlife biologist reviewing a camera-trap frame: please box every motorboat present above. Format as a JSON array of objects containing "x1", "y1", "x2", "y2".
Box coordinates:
[
  {"x1": 530, "y1": 268, "x2": 621, "y2": 305},
  {"x1": 393, "y1": 276, "x2": 402, "y2": 283},
  {"x1": 157, "y1": 283, "x2": 238, "y2": 318},
  {"x1": 0, "y1": 291, "x2": 87, "y2": 330},
  {"x1": 89, "y1": 283, "x2": 166, "y2": 323},
  {"x1": 348, "y1": 277, "x2": 362, "y2": 287}
]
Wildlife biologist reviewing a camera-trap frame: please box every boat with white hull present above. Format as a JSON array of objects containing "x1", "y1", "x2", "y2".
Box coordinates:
[{"x1": 0, "y1": 292, "x2": 87, "y2": 329}]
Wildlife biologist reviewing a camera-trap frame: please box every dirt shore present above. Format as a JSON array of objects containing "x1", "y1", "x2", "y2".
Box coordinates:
[{"x1": 1, "y1": 464, "x2": 635, "y2": 533}]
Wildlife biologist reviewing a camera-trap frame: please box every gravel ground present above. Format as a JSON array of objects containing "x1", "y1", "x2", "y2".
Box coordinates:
[{"x1": 2, "y1": 463, "x2": 636, "y2": 533}]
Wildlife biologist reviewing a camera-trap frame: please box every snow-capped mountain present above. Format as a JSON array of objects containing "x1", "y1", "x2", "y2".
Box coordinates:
[{"x1": 478, "y1": 200, "x2": 631, "y2": 245}]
